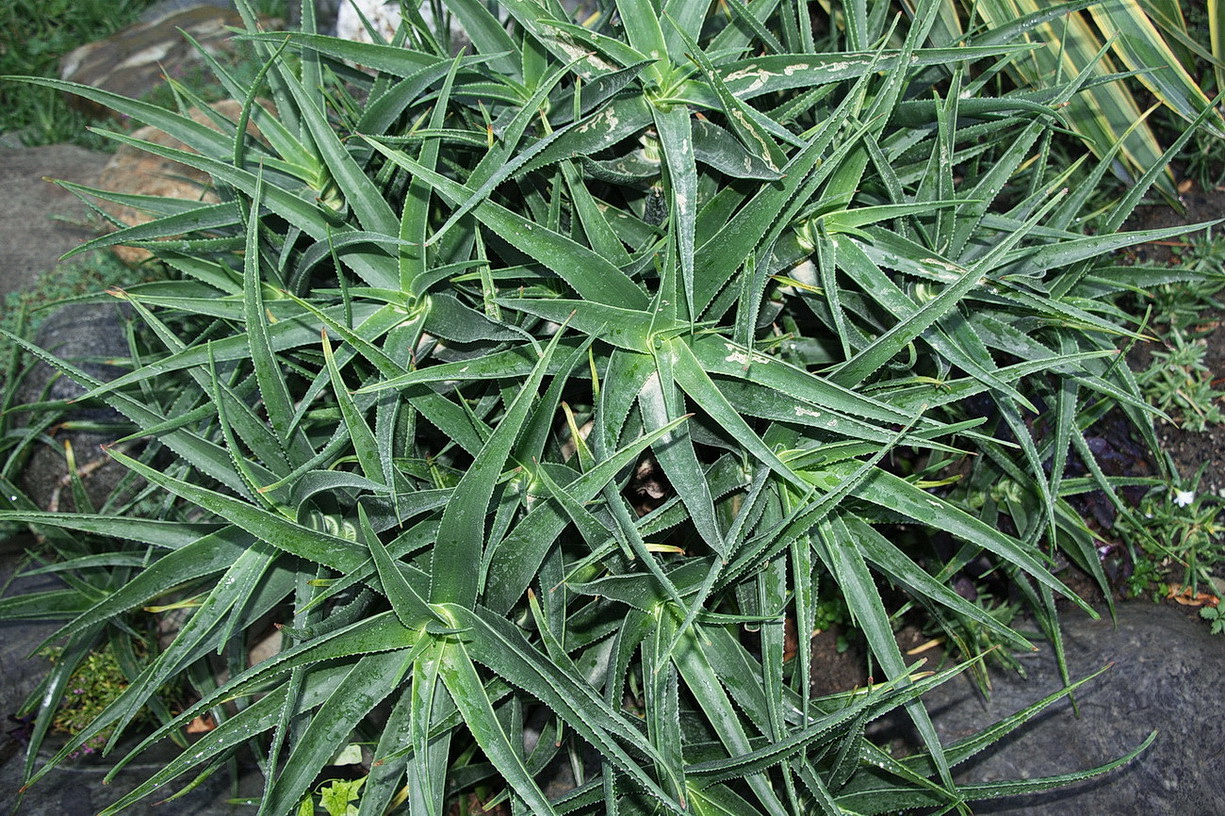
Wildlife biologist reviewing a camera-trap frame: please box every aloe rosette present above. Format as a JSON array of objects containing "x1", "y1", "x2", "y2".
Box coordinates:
[{"x1": 2, "y1": 1, "x2": 1209, "y2": 813}]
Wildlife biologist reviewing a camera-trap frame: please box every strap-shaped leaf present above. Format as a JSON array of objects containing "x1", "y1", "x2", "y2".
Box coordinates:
[
  {"x1": 825, "y1": 255, "x2": 983, "y2": 388},
  {"x1": 832, "y1": 463, "x2": 1093, "y2": 614},
  {"x1": 711, "y1": 46, "x2": 1035, "y2": 99},
  {"x1": 428, "y1": 59, "x2": 582, "y2": 247},
  {"x1": 829, "y1": 237, "x2": 1032, "y2": 408},
  {"x1": 687, "y1": 334, "x2": 925, "y2": 426},
  {"x1": 437, "y1": 639, "x2": 560, "y2": 815},
  {"x1": 1, "y1": 525, "x2": 250, "y2": 650},
  {"x1": 614, "y1": 0, "x2": 670, "y2": 84},
  {"x1": 652, "y1": 106, "x2": 699, "y2": 317},
  {"x1": 400, "y1": 641, "x2": 451, "y2": 816},
  {"x1": 241, "y1": 31, "x2": 444, "y2": 77},
  {"x1": 0, "y1": 330, "x2": 274, "y2": 494},
  {"x1": 58, "y1": 198, "x2": 240, "y2": 259},
  {"x1": 261, "y1": 649, "x2": 412, "y2": 816},
  {"x1": 62, "y1": 298, "x2": 380, "y2": 402},
  {"x1": 569, "y1": 561, "x2": 711, "y2": 612},
  {"x1": 430, "y1": 325, "x2": 566, "y2": 607},
  {"x1": 361, "y1": 504, "x2": 434, "y2": 627},
  {"x1": 443, "y1": 605, "x2": 688, "y2": 813},
  {"x1": 483, "y1": 413, "x2": 687, "y2": 613},
  {"x1": 244, "y1": 179, "x2": 312, "y2": 464},
  {"x1": 1089, "y1": 1, "x2": 1222, "y2": 133},
  {"x1": 667, "y1": 338, "x2": 805, "y2": 490},
  {"x1": 321, "y1": 330, "x2": 383, "y2": 483},
  {"x1": 94, "y1": 666, "x2": 349, "y2": 814},
  {"x1": 442, "y1": 0, "x2": 521, "y2": 78},
  {"x1": 100, "y1": 611, "x2": 424, "y2": 790},
  {"x1": 669, "y1": 621, "x2": 792, "y2": 816},
  {"x1": 104, "y1": 541, "x2": 284, "y2": 744},
  {"x1": 89, "y1": 126, "x2": 399, "y2": 288},
  {"x1": 642, "y1": 606, "x2": 687, "y2": 806},
  {"x1": 364, "y1": 136, "x2": 648, "y2": 310},
  {"x1": 818, "y1": 515, "x2": 955, "y2": 793},
  {"x1": 0, "y1": 512, "x2": 219, "y2": 552},
  {"x1": 668, "y1": 19, "x2": 786, "y2": 172},
  {"x1": 106, "y1": 449, "x2": 367, "y2": 573},
  {"x1": 0, "y1": 589, "x2": 91, "y2": 620}
]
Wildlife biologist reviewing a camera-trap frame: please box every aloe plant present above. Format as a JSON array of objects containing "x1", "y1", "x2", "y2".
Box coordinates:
[{"x1": 0, "y1": 0, "x2": 1201, "y2": 813}]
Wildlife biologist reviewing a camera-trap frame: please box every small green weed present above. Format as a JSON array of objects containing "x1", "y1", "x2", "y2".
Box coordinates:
[
  {"x1": 1137, "y1": 328, "x2": 1225, "y2": 431},
  {"x1": 1133, "y1": 229, "x2": 1225, "y2": 430},
  {"x1": 1201, "y1": 604, "x2": 1225, "y2": 635},
  {"x1": 1119, "y1": 468, "x2": 1225, "y2": 597},
  {"x1": 299, "y1": 777, "x2": 367, "y2": 816},
  {"x1": 1143, "y1": 277, "x2": 1225, "y2": 334},
  {"x1": 39, "y1": 644, "x2": 139, "y2": 758},
  {"x1": 1169, "y1": 229, "x2": 1225, "y2": 280},
  {"x1": 1125, "y1": 553, "x2": 1166, "y2": 602}
]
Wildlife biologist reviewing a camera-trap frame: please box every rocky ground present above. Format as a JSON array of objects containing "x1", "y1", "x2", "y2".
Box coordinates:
[
  {"x1": 1, "y1": 2, "x2": 1224, "y2": 815},
  {"x1": 890, "y1": 602, "x2": 1225, "y2": 814}
]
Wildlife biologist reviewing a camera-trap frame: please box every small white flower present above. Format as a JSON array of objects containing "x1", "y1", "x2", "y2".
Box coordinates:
[{"x1": 1174, "y1": 490, "x2": 1195, "y2": 508}]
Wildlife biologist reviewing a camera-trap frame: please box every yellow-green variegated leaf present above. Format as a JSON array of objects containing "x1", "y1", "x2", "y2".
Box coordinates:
[
  {"x1": 1139, "y1": 0, "x2": 1193, "y2": 67},
  {"x1": 1089, "y1": 0, "x2": 1223, "y2": 135},
  {"x1": 973, "y1": 0, "x2": 1171, "y2": 191},
  {"x1": 1212, "y1": 0, "x2": 1225, "y2": 95}
]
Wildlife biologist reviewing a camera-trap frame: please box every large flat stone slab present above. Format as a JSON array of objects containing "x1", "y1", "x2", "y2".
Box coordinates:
[
  {"x1": 58, "y1": 5, "x2": 247, "y2": 121},
  {"x1": 0, "y1": 146, "x2": 107, "y2": 299},
  {"x1": 914, "y1": 602, "x2": 1225, "y2": 814}
]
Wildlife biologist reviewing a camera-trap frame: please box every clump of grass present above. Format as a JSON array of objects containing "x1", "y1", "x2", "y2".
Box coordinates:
[
  {"x1": 0, "y1": 0, "x2": 289, "y2": 148},
  {"x1": 0, "y1": 0, "x2": 157, "y2": 147},
  {"x1": 1137, "y1": 329, "x2": 1225, "y2": 431},
  {"x1": 38, "y1": 642, "x2": 165, "y2": 759},
  {"x1": 1133, "y1": 229, "x2": 1225, "y2": 431}
]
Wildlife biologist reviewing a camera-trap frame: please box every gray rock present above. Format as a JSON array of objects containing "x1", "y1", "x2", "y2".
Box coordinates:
[
  {"x1": 19, "y1": 303, "x2": 130, "y2": 409},
  {"x1": 58, "y1": 5, "x2": 248, "y2": 121},
  {"x1": 0, "y1": 146, "x2": 108, "y2": 299},
  {"x1": 0, "y1": 535, "x2": 62, "y2": 773},
  {"x1": 0, "y1": 720, "x2": 266, "y2": 816},
  {"x1": 909, "y1": 602, "x2": 1225, "y2": 814},
  {"x1": 16, "y1": 302, "x2": 135, "y2": 513},
  {"x1": 139, "y1": 0, "x2": 237, "y2": 24}
]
